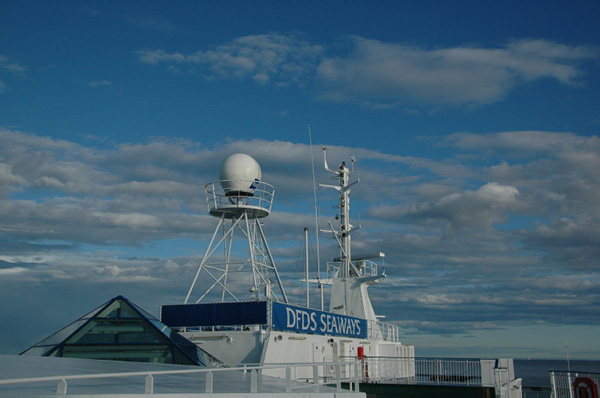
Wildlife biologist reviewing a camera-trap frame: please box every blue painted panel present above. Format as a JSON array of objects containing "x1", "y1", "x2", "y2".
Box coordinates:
[
  {"x1": 161, "y1": 302, "x2": 267, "y2": 327},
  {"x1": 272, "y1": 302, "x2": 367, "y2": 339}
]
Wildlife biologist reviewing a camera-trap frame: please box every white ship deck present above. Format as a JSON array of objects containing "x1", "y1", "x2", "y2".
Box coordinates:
[{"x1": 0, "y1": 355, "x2": 364, "y2": 397}]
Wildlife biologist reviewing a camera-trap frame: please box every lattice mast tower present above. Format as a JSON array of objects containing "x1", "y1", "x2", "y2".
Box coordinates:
[{"x1": 184, "y1": 153, "x2": 288, "y2": 304}]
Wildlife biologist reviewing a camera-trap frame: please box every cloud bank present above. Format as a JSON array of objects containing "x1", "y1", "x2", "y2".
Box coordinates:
[
  {"x1": 1, "y1": 128, "x2": 599, "y2": 357},
  {"x1": 137, "y1": 34, "x2": 598, "y2": 108}
]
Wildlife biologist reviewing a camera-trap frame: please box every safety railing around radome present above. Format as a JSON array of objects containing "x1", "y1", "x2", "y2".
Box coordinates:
[
  {"x1": 0, "y1": 361, "x2": 362, "y2": 396},
  {"x1": 550, "y1": 370, "x2": 600, "y2": 398},
  {"x1": 205, "y1": 180, "x2": 275, "y2": 215}
]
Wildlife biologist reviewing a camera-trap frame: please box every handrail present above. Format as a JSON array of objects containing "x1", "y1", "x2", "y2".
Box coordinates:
[
  {"x1": 205, "y1": 180, "x2": 275, "y2": 215},
  {"x1": 550, "y1": 370, "x2": 600, "y2": 398},
  {"x1": 0, "y1": 361, "x2": 362, "y2": 395},
  {"x1": 368, "y1": 319, "x2": 400, "y2": 342},
  {"x1": 326, "y1": 259, "x2": 378, "y2": 279},
  {"x1": 341, "y1": 356, "x2": 492, "y2": 387}
]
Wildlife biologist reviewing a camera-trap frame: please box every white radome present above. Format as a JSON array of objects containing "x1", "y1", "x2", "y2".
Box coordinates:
[{"x1": 218, "y1": 153, "x2": 262, "y2": 196}]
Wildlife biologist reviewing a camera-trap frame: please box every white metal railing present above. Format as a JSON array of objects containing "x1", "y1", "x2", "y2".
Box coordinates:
[
  {"x1": 353, "y1": 259, "x2": 378, "y2": 277},
  {"x1": 0, "y1": 361, "x2": 362, "y2": 396},
  {"x1": 368, "y1": 319, "x2": 400, "y2": 342},
  {"x1": 349, "y1": 357, "x2": 487, "y2": 386},
  {"x1": 550, "y1": 370, "x2": 600, "y2": 398},
  {"x1": 205, "y1": 180, "x2": 275, "y2": 215},
  {"x1": 326, "y1": 259, "x2": 378, "y2": 280},
  {"x1": 415, "y1": 358, "x2": 483, "y2": 385},
  {"x1": 351, "y1": 356, "x2": 416, "y2": 383}
]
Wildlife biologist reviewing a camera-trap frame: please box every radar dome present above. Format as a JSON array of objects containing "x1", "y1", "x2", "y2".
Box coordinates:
[{"x1": 218, "y1": 153, "x2": 262, "y2": 196}]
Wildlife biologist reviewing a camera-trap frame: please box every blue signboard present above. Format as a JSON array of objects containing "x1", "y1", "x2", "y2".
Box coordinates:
[
  {"x1": 161, "y1": 302, "x2": 267, "y2": 327},
  {"x1": 272, "y1": 302, "x2": 367, "y2": 339}
]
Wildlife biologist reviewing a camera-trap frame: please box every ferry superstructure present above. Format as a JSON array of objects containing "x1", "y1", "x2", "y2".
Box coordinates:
[
  {"x1": 5, "y1": 150, "x2": 526, "y2": 397},
  {"x1": 160, "y1": 150, "x2": 415, "y2": 380}
]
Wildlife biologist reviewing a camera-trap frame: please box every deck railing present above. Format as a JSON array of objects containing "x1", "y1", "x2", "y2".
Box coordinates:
[
  {"x1": 550, "y1": 370, "x2": 600, "y2": 398},
  {"x1": 368, "y1": 319, "x2": 401, "y2": 342},
  {"x1": 346, "y1": 356, "x2": 498, "y2": 387},
  {"x1": 0, "y1": 361, "x2": 362, "y2": 396},
  {"x1": 414, "y1": 357, "x2": 484, "y2": 385}
]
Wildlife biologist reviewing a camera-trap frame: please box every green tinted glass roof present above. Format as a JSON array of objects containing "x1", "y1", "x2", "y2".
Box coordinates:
[{"x1": 21, "y1": 295, "x2": 220, "y2": 367}]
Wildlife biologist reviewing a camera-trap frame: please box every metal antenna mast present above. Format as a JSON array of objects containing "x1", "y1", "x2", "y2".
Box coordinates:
[{"x1": 319, "y1": 148, "x2": 359, "y2": 278}]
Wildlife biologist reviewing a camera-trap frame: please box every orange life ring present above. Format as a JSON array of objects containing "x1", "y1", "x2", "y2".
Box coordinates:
[{"x1": 573, "y1": 377, "x2": 598, "y2": 398}]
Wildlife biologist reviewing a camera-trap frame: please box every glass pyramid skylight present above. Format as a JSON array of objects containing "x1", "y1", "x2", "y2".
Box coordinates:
[{"x1": 21, "y1": 295, "x2": 220, "y2": 366}]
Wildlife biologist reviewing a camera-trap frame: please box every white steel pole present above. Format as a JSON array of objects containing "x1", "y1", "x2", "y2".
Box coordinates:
[{"x1": 305, "y1": 227, "x2": 310, "y2": 308}]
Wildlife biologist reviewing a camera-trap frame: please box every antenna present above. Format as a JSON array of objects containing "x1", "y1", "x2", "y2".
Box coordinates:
[
  {"x1": 304, "y1": 227, "x2": 309, "y2": 308},
  {"x1": 562, "y1": 313, "x2": 571, "y2": 373},
  {"x1": 308, "y1": 125, "x2": 324, "y2": 310}
]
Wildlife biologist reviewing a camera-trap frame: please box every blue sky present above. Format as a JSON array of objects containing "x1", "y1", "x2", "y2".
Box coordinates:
[{"x1": 1, "y1": 1, "x2": 599, "y2": 360}]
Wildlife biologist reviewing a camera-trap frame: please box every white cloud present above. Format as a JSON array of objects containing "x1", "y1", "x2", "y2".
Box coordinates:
[
  {"x1": 137, "y1": 49, "x2": 186, "y2": 65},
  {"x1": 104, "y1": 212, "x2": 162, "y2": 228},
  {"x1": 0, "y1": 55, "x2": 27, "y2": 93},
  {"x1": 446, "y1": 131, "x2": 600, "y2": 218},
  {"x1": 94, "y1": 264, "x2": 122, "y2": 277},
  {"x1": 446, "y1": 130, "x2": 586, "y2": 153},
  {"x1": 0, "y1": 55, "x2": 27, "y2": 76},
  {"x1": 89, "y1": 80, "x2": 112, "y2": 87},
  {"x1": 0, "y1": 163, "x2": 27, "y2": 195},
  {"x1": 316, "y1": 37, "x2": 597, "y2": 107},
  {"x1": 505, "y1": 39, "x2": 596, "y2": 83},
  {"x1": 370, "y1": 182, "x2": 520, "y2": 232},
  {"x1": 470, "y1": 182, "x2": 519, "y2": 202},
  {"x1": 137, "y1": 33, "x2": 324, "y2": 85},
  {"x1": 0, "y1": 266, "x2": 28, "y2": 275},
  {"x1": 0, "y1": 128, "x2": 75, "y2": 151},
  {"x1": 135, "y1": 35, "x2": 596, "y2": 108},
  {"x1": 529, "y1": 274, "x2": 600, "y2": 291}
]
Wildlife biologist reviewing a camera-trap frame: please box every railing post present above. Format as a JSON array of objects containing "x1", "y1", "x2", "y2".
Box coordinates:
[
  {"x1": 313, "y1": 365, "x2": 319, "y2": 392},
  {"x1": 145, "y1": 374, "x2": 154, "y2": 394},
  {"x1": 568, "y1": 372, "x2": 575, "y2": 398},
  {"x1": 57, "y1": 379, "x2": 67, "y2": 395},
  {"x1": 250, "y1": 369, "x2": 258, "y2": 393},
  {"x1": 285, "y1": 367, "x2": 291, "y2": 392},
  {"x1": 336, "y1": 363, "x2": 341, "y2": 391},
  {"x1": 354, "y1": 361, "x2": 360, "y2": 391},
  {"x1": 205, "y1": 371, "x2": 213, "y2": 393}
]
